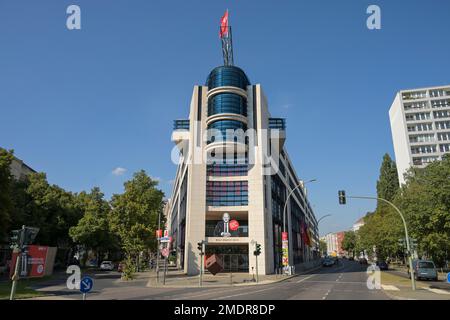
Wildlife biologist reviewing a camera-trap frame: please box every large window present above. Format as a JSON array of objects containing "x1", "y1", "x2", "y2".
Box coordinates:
[
  {"x1": 206, "y1": 181, "x2": 248, "y2": 206},
  {"x1": 436, "y1": 121, "x2": 450, "y2": 130},
  {"x1": 208, "y1": 93, "x2": 247, "y2": 117},
  {"x1": 206, "y1": 66, "x2": 250, "y2": 90},
  {"x1": 207, "y1": 120, "x2": 247, "y2": 144},
  {"x1": 207, "y1": 163, "x2": 248, "y2": 176}
]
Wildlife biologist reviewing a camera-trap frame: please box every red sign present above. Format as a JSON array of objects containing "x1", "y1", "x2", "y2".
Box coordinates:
[
  {"x1": 229, "y1": 220, "x2": 239, "y2": 231},
  {"x1": 156, "y1": 230, "x2": 162, "y2": 238},
  {"x1": 282, "y1": 232, "x2": 288, "y2": 241},
  {"x1": 161, "y1": 248, "x2": 169, "y2": 258},
  {"x1": 164, "y1": 230, "x2": 169, "y2": 238},
  {"x1": 10, "y1": 245, "x2": 48, "y2": 278}
]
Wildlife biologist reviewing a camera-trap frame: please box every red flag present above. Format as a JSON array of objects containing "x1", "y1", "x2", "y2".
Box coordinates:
[{"x1": 219, "y1": 10, "x2": 229, "y2": 38}]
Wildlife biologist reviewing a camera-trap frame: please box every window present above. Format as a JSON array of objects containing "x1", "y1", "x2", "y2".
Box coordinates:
[
  {"x1": 433, "y1": 110, "x2": 450, "y2": 119},
  {"x1": 440, "y1": 144, "x2": 450, "y2": 152},
  {"x1": 208, "y1": 93, "x2": 247, "y2": 117},
  {"x1": 437, "y1": 132, "x2": 450, "y2": 141},
  {"x1": 207, "y1": 163, "x2": 248, "y2": 176},
  {"x1": 409, "y1": 134, "x2": 435, "y2": 143},
  {"x1": 429, "y1": 89, "x2": 445, "y2": 98},
  {"x1": 407, "y1": 123, "x2": 433, "y2": 132},
  {"x1": 206, "y1": 181, "x2": 248, "y2": 206},
  {"x1": 436, "y1": 121, "x2": 450, "y2": 130},
  {"x1": 207, "y1": 120, "x2": 247, "y2": 144},
  {"x1": 431, "y1": 99, "x2": 450, "y2": 108},
  {"x1": 411, "y1": 145, "x2": 436, "y2": 154},
  {"x1": 206, "y1": 66, "x2": 250, "y2": 90}
]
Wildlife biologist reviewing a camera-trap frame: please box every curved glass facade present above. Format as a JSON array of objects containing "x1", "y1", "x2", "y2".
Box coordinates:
[
  {"x1": 206, "y1": 66, "x2": 250, "y2": 90},
  {"x1": 208, "y1": 93, "x2": 247, "y2": 117},
  {"x1": 207, "y1": 120, "x2": 247, "y2": 144}
]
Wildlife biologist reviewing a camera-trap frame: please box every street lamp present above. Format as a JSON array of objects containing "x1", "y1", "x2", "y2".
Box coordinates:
[
  {"x1": 281, "y1": 178, "x2": 317, "y2": 274},
  {"x1": 317, "y1": 214, "x2": 331, "y2": 256}
]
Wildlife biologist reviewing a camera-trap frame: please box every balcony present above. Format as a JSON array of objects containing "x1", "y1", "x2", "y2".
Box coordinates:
[
  {"x1": 269, "y1": 118, "x2": 286, "y2": 130},
  {"x1": 173, "y1": 119, "x2": 190, "y2": 131}
]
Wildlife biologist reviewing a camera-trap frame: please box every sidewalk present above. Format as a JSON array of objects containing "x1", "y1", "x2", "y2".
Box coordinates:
[{"x1": 381, "y1": 270, "x2": 450, "y2": 300}]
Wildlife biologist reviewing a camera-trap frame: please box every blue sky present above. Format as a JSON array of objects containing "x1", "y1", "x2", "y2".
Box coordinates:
[{"x1": 1, "y1": 0, "x2": 449, "y2": 236}]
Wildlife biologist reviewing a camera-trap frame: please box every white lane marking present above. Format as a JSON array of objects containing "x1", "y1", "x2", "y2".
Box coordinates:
[
  {"x1": 381, "y1": 285, "x2": 400, "y2": 291},
  {"x1": 322, "y1": 289, "x2": 331, "y2": 300},
  {"x1": 296, "y1": 274, "x2": 316, "y2": 283},
  {"x1": 426, "y1": 287, "x2": 450, "y2": 295},
  {"x1": 212, "y1": 286, "x2": 275, "y2": 300}
]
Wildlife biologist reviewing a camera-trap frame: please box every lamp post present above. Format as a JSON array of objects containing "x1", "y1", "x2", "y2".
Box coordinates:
[
  {"x1": 317, "y1": 214, "x2": 331, "y2": 257},
  {"x1": 282, "y1": 179, "x2": 317, "y2": 275}
]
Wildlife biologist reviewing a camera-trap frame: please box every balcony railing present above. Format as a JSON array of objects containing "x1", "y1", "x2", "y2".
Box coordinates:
[
  {"x1": 173, "y1": 120, "x2": 190, "y2": 131},
  {"x1": 269, "y1": 118, "x2": 286, "y2": 130}
]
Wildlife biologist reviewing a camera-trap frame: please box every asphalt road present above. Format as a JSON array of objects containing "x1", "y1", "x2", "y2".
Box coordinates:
[{"x1": 32, "y1": 259, "x2": 390, "y2": 300}]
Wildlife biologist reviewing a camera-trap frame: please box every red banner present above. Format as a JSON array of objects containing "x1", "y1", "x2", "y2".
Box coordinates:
[
  {"x1": 282, "y1": 232, "x2": 288, "y2": 241},
  {"x1": 10, "y1": 245, "x2": 48, "y2": 278}
]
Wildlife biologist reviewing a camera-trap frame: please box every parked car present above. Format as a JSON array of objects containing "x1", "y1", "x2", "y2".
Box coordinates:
[
  {"x1": 376, "y1": 261, "x2": 389, "y2": 270},
  {"x1": 408, "y1": 260, "x2": 438, "y2": 281},
  {"x1": 359, "y1": 258, "x2": 368, "y2": 265},
  {"x1": 100, "y1": 260, "x2": 114, "y2": 271},
  {"x1": 322, "y1": 258, "x2": 334, "y2": 267}
]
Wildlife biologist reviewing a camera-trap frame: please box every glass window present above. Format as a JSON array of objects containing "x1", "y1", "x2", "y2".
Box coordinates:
[
  {"x1": 208, "y1": 93, "x2": 247, "y2": 117},
  {"x1": 206, "y1": 181, "x2": 248, "y2": 206}
]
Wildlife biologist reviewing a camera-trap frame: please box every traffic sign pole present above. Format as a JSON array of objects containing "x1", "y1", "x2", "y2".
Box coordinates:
[{"x1": 9, "y1": 225, "x2": 25, "y2": 301}]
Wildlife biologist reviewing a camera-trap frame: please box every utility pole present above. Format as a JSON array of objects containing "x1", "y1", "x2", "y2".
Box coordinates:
[
  {"x1": 156, "y1": 210, "x2": 161, "y2": 284},
  {"x1": 10, "y1": 225, "x2": 25, "y2": 300},
  {"x1": 197, "y1": 241, "x2": 204, "y2": 287},
  {"x1": 338, "y1": 191, "x2": 416, "y2": 291}
]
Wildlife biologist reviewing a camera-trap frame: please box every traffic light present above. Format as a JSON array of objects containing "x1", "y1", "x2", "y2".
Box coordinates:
[
  {"x1": 338, "y1": 190, "x2": 346, "y2": 205},
  {"x1": 23, "y1": 227, "x2": 39, "y2": 245},
  {"x1": 197, "y1": 241, "x2": 204, "y2": 255},
  {"x1": 9, "y1": 229, "x2": 22, "y2": 249},
  {"x1": 254, "y1": 243, "x2": 261, "y2": 256}
]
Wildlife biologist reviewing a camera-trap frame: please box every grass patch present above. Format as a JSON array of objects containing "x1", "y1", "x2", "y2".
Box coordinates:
[{"x1": 0, "y1": 277, "x2": 52, "y2": 300}]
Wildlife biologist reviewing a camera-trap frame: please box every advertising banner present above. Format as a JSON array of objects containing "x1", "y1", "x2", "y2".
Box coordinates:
[
  {"x1": 282, "y1": 232, "x2": 289, "y2": 267},
  {"x1": 10, "y1": 245, "x2": 48, "y2": 278}
]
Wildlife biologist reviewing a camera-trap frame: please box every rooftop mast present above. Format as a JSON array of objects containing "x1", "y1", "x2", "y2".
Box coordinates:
[{"x1": 219, "y1": 10, "x2": 234, "y2": 66}]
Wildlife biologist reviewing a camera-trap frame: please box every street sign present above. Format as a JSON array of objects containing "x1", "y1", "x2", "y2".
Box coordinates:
[
  {"x1": 164, "y1": 230, "x2": 169, "y2": 238},
  {"x1": 447, "y1": 272, "x2": 450, "y2": 284},
  {"x1": 156, "y1": 229, "x2": 162, "y2": 239},
  {"x1": 160, "y1": 237, "x2": 170, "y2": 243},
  {"x1": 161, "y1": 248, "x2": 169, "y2": 258},
  {"x1": 80, "y1": 276, "x2": 93, "y2": 294}
]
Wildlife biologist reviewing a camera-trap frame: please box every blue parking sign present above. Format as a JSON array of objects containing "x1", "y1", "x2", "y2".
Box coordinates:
[
  {"x1": 80, "y1": 276, "x2": 93, "y2": 293},
  {"x1": 447, "y1": 272, "x2": 450, "y2": 283}
]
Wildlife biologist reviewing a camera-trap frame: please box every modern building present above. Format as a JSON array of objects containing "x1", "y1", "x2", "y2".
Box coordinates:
[
  {"x1": 1, "y1": 148, "x2": 36, "y2": 180},
  {"x1": 389, "y1": 85, "x2": 450, "y2": 184},
  {"x1": 352, "y1": 217, "x2": 364, "y2": 232},
  {"x1": 166, "y1": 38, "x2": 319, "y2": 276}
]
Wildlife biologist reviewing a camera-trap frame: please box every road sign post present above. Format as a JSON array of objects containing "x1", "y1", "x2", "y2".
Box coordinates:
[{"x1": 80, "y1": 276, "x2": 93, "y2": 300}]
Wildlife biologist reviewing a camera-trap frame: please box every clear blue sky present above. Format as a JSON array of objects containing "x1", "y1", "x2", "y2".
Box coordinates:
[{"x1": 1, "y1": 0, "x2": 449, "y2": 236}]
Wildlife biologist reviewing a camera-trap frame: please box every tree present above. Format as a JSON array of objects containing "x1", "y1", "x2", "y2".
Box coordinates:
[
  {"x1": 69, "y1": 187, "x2": 118, "y2": 265},
  {"x1": 376, "y1": 153, "x2": 399, "y2": 211},
  {"x1": 399, "y1": 154, "x2": 450, "y2": 266},
  {"x1": 0, "y1": 149, "x2": 14, "y2": 240},
  {"x1": 319, "y1": 240, "x2": 327, "y2": 256},
  {"x1": 109, "y1": 170, "x2": 164, "y2": 273},
  {"x1": 342, "y1": 231, "x2": 357, "y2": 257}
]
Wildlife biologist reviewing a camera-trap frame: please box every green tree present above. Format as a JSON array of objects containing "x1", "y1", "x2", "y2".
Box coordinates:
[
  {"x1": 319, "y1": 239, "x2": 327, "y2": 256},
  {"x1": 0, "y1": 149, "x2": 14, "y2": 240},
  {"x1": 376, "y1": 153, "x2": 399, "y2": 211},
  {"x1": 109, "y1": 170, "x2": 164, "y2": 274},
  {"x1": 342, "y1": 231, "x2": 357, "y2": 257},
  {"x1": 69, "y1": 187, "x2": 118, "y2": 265},
  {"x1": 399, "y1": 154, "x2": 450, "y2": 266}
]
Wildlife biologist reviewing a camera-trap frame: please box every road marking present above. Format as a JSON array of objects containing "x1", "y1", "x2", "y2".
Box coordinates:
[
  {"x1": 381, "y1": 285, "x2": 400, "y2": 291},
  {"x1": 212, "y1": 287, "x2": 275, "y2": 300},
  {"x1": 296, "y1": 274, "x2": 316, "y2": 283},
  {"x1": 322, "y1": 289, "x2": 331, "y2": 300},
  {"x1": 425, "y1": 287, "x2": 450, "y2": 295}
]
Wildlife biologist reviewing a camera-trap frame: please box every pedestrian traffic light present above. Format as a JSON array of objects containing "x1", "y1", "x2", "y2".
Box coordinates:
[
  {"x1": 338, "y1": 190, "x2": 346, "y2": 205},
  {"x1": 254, "y1": 243, "x2": 261, "y2": 256}
]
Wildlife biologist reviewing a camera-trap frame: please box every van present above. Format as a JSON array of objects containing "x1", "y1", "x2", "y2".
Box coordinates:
[{"x1": 408, "y1": 260, "x2": 438, "y2": 281}]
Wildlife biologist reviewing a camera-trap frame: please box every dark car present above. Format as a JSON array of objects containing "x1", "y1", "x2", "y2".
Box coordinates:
[
  {"x1": 376, "y1": 261, "x2": 388, "y2": 270},
  {"x1": 322, "y1": 258, "x2": 334, "y2": 267}
]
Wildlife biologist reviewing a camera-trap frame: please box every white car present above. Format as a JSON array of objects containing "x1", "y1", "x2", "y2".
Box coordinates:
[{"x1": 100, "y1": 261, "x2": 114, "y2": 271}]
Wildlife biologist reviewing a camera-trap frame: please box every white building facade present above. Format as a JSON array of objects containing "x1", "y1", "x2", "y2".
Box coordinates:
[
  {"x1": 389, "y1": 85, "x2": 450, "y2": 184},
  {"x1": 166, "y1": 65, "x2": 319, "y2": 275}
]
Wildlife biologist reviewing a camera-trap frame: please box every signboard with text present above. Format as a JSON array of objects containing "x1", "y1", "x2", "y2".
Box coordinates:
[
  {"x1": 10, "y1": 245, "x2": 48, "y2": 278},
  {"x1": 282, "y1": 232, "x2": 289, "y2": 267}
]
